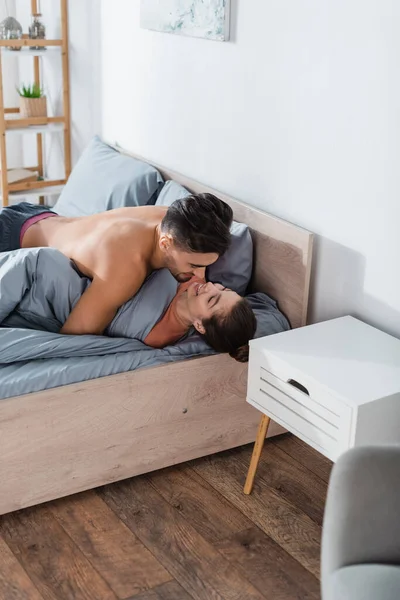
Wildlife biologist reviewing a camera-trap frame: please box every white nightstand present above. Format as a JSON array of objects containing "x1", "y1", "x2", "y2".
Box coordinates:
[{"x1": 244, "y1": 316, "x2": 400, "y2": 494}]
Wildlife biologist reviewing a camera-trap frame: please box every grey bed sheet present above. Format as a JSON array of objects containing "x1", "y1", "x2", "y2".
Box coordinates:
[
  {"x1": 0, "y1": 336, "x2": 214, "y2": 400},
  {"x1": 0, "y1": 248, "x2": 289, "y2": 400},
  {"x1": 0, "y1": 248, "x2": 215, "y2": 399}
]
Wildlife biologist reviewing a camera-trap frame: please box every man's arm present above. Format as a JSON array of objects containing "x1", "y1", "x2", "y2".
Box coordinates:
[{"x1": 60, "y1": 265, "x2": 147, "y2": 336}]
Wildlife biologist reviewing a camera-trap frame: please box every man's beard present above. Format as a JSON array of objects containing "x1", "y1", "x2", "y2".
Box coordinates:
[{"x1": 165, "y1": 255, "x2": 191, "y2": 283}]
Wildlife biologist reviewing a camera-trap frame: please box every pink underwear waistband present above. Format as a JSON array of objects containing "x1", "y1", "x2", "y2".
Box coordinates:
[{"x1": 20, "y1": 212, "x2": 57, "y2": 246}]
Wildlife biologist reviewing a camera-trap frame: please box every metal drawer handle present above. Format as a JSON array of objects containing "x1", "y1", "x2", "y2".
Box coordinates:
[{"x1": 287, "y1": 379, "x2": 309, "y2": 396}]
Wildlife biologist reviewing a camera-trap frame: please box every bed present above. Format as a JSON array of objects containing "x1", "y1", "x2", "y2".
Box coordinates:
[{"x1": 0, "y1": 152, "x2": 313, "y2": 515}]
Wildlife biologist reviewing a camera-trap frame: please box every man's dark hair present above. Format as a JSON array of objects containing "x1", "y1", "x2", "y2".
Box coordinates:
[
  {"x1": 201, "y1": 298, "x2": 257, "y2": 363},
  {"x1": 161, "y1": 193, "x2": 233, "y2": 256}
]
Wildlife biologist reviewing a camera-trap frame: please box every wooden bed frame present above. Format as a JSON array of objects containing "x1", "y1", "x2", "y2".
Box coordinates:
[{"x1": 0, "y1": 153, "x2": 314, "y2": 515}]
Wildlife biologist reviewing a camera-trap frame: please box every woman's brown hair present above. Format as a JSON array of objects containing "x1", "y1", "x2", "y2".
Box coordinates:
[{"x1": 201, "y1": 298, "x2": 256, "y2": 363}]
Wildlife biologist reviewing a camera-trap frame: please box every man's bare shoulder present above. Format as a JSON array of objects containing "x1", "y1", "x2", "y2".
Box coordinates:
[
  {"x1": 64, "y1": 205, "x2": 168, "y2": 281},
  {"x1": 101, "y1": 205, "x2": 168, "y2": 221},
  {"x1": 92, "y1": 239, "x2": 147, "y2": 284},
  {"x1": 89, "y1": 219, "x2": 152, "y2": 278},
  {"x1": 99, "y1": 217, "x2": 154, "y2": 252}
]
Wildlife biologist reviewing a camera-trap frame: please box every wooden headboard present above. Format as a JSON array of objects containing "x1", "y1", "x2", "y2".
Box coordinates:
[{"x1": 114, "y1": 146, "x2": 314, "y2": 329}]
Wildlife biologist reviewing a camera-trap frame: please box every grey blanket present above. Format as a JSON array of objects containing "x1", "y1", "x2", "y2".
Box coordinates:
[
  {"x1": 0, "y1": 247, "x2": 184, "y2": 363},
  {"x1": 0, "y1": 248, "x2": 289, "y2": 399}
]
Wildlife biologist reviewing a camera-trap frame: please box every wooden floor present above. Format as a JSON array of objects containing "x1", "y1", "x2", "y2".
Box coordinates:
[{"x1": 0, "y1": 434, "x2": 332, "y2": 600}]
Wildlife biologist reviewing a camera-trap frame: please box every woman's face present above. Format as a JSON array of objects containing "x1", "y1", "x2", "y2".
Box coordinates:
[{"x1": 185, "y1": 280, "x2": 241, "y2": 326}]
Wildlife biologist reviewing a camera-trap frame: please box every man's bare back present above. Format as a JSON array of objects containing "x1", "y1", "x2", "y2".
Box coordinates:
[
  {"x1": 22, "y1": 206, "x2": 167, "y2": 279},
  {"x1": 20, "y1": 203, "x2": 225, "y2": 335}
]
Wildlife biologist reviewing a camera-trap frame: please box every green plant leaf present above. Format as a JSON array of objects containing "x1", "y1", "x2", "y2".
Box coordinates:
[{"x1": 16, "y1": 82, "x2": 44, "y2": 98}]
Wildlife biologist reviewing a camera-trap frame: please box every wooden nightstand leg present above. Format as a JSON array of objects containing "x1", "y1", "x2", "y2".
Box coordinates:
[{"x1": 244, "y1": 414, "x2": 271, "y2": 495}]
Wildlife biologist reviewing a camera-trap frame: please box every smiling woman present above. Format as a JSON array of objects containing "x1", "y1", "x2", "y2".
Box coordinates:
[
  {"x1": 144, "y1": 276, "x2": 257, "y2": 361},
  {"x1": 184, "y1": 280, "x2": 240, "y2": 326}
]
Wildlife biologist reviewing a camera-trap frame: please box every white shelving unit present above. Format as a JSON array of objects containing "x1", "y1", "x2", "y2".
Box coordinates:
[
  {"x1": 1, "y1": 184, "x2": 65, "y2": 204},
  {"x1": 2, "y1": 46, "x2": 60, "y2": 57},
  {"x1": 4, "y1": 122, "x2": 64, "y2": 136},
  {"x1": 0, "y1": 0, "x2": 71, "y2": 206}
]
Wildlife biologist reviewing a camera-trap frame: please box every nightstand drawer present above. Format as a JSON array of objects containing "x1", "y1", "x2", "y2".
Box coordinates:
[
  {"x1": 260, "y1": 367, "x2": 346, "y2": 425},
  {"x1": 249, "y1": 388, "x2": 339, "y2": 457},
  {"x1": 248, "y1": 365, "x2": 352, "y2": 459}
]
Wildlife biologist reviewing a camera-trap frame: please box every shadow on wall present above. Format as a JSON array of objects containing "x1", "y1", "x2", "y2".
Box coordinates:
[
  {"x1": 229, "y1": 0, "x2": 239, "y2": 43},
  {"x1": 309, "y1": 236, "x2": 400, "y2": 339}
]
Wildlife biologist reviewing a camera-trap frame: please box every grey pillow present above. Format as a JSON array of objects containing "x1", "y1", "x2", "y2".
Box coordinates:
[
  {"x1": 246, "y1": 293, "x2": 290, "y2": 337},
  {"x1": 54, "y1": 136, "x2": 164, "y2": 217},
  {"x1": 207, "y1": 221, "x2": 253, "y2": 295},
  {"x1": 155, "y1": 180, "x2": 253, "y2": 295},
  {"x1": 156, "y1": 180, "x2": 190, "y2": 205}
]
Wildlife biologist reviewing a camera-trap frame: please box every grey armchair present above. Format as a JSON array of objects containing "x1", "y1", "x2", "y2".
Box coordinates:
[{"x1": 321, "y1": 446, "x2": 400, "y2": 600}]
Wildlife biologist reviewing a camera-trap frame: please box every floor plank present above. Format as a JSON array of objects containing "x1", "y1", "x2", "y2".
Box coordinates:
[
  {"x1": 253, "y1": 440, "x2": 328, "y2": 525},
  {"x1": 191, "y1": 447, "x2": 322, "y2": 578},
  {"x1": 51, "y1": 491, "x2": 172, "y2": 599},
  {"x1": 0, "y1": 506, "x2": 117, "y2": 600},
  {"x1": 130, "y1": 580, "x2": 193, "y2": 599},
  {"x1": 99, "y1": 477, "x2": 267, "y2": 600},
  {"x1": 0, "y1": 536, "x2": 43, "y2": 600},
  {"x1": 271, "y1": 435, "x2": 333, "y2": 484},
  {"x1": 147, "y1": 463, "x2": 252, "y2": 543},
  {"x1": 150, "y1": 459, "x2": 322, "y2": 598},
  {"x1": 216, "y1": 527, "x2": 320, "y2": 600},
  {"x1": 0, "y1": 436, "x2": 328, "y2": 599}
]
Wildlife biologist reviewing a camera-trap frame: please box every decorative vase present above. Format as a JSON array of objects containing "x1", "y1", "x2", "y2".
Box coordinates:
[
  {"x1": 28, "y1": 13, "x2": 46, "y2": 50},
  {"x1": 0, "y1": 16, "x2": 23, "y2": 51},
  {"x1": 19, "y1": 96, "x2": 47, "y2": 119}
]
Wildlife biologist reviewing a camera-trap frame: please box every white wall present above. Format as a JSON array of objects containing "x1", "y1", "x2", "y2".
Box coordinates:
[{"x1": 101, "y1": 0, "x2": 400, "y2": 337}]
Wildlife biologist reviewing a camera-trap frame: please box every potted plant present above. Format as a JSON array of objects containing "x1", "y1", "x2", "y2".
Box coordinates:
[{"x1": 17, "y1": 83, "x2": 47, "y2": 118}]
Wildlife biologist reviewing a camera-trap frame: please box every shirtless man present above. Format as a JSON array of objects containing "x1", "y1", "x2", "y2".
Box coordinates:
[{"x1": 0, "y1": 194, "x2": 233, "y2": 335}]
